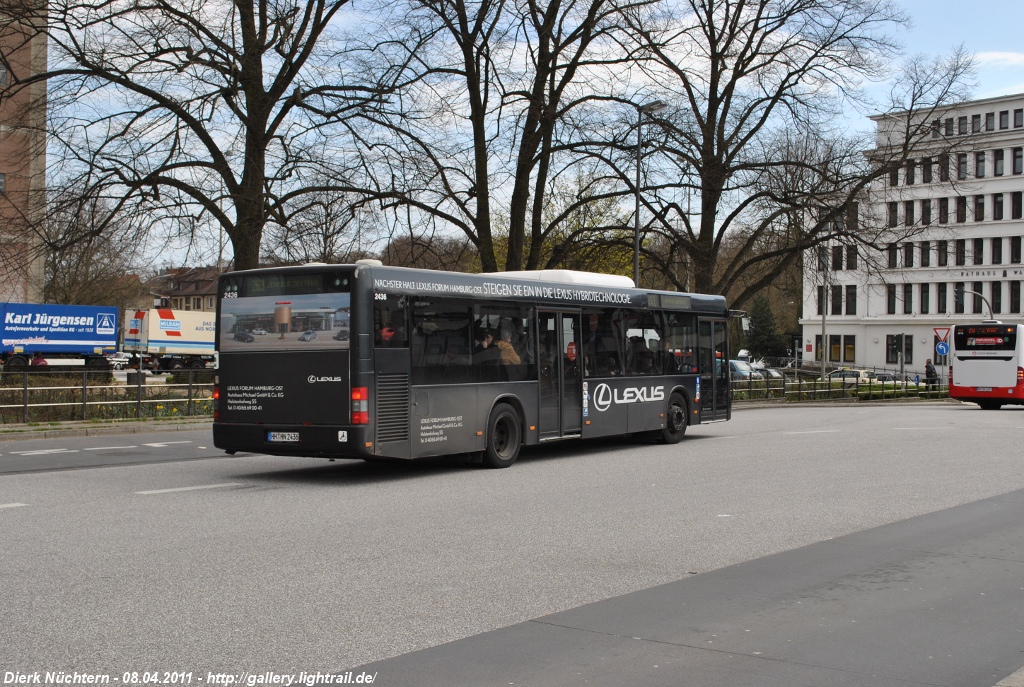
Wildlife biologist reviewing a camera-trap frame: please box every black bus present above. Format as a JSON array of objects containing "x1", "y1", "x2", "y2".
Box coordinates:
[{"x1": 213, "y1": 262, "x2": 731, "y2": 468}]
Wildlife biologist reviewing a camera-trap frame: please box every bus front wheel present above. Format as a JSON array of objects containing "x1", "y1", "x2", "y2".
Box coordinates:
[
  {"x1": 659, "y1": 393, "x2": 688, "y2": 444},
  {"x1": 483, "y1": 403, "x2": 521, "y2": 469}
]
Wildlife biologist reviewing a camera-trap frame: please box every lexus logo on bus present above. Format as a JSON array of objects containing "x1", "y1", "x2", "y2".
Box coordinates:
[
  {"x1": 308, "y1": 375, "x2": 343, "y2": 383},
  {"x1": 592, "y1": 383, "x2": 665, "y2": 412}
]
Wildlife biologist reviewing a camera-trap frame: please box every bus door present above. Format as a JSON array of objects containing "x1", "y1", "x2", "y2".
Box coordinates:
[
  {"x1": 698, "y1": 318, "x2": 730, "y2": 422},
  {"x1": 538, "y1": 311, "x2": 583, "y2": 439}
]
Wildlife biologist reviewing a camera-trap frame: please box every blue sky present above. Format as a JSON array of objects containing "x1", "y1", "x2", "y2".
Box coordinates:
[{"x1": 898, "y1": 0, "x2": 1024, "y2": 99}]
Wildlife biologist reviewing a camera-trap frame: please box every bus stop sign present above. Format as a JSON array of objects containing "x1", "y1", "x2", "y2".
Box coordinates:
[{"x1": 936, "y1": 341, "x2": 949, "y2": 356}]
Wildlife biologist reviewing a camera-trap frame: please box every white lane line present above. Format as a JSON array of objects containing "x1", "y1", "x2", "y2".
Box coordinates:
[
  {"x1": 84, "y1": 445, "x2": 138, "y2": 451},
  {"x1": 785, "y1": 430, "x2": 841, "y2": 435},
  {"x1": 142, "y1": 441, "x2": 193, "y2": 448},
  {"x1": 135, "y1": 483, "x2": 241, "y2": 495},
  {"x1": 9, "y1": 449, "x2": 79, "y2": 456},
  {"x1": 0, "y1": 503, "x2": 28, "y2": 509},
  {"x1": 892, "y1": 427, "x2": 952, "y2": 431}
]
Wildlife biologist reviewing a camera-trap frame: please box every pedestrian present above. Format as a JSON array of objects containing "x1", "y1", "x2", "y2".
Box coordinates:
[
  {"x1": 925, "y1": 358, "x2": 938, "y2": 393},
  {"x1": 30, "y1": 352, "x2": 48, "y2": 367}
]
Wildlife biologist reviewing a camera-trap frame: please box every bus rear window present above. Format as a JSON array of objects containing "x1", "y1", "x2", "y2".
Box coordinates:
[{"x1": 954, "y1": 325, "x2": 1017, "y2": 351}]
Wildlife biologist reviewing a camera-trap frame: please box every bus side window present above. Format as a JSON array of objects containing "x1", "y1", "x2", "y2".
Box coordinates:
[{"x1": 374, "y1": 295, "x2": 407, "y2": 347}]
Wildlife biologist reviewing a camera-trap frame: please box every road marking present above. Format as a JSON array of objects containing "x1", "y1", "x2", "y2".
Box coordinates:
[
  {"x1": 892, "y1": 427, "x2": 952, "y2": 431},
  {"x1": 142, "y1": 441, "x2": 193, "y2": 448},
  {"x1": 995, "y1": 665, "x2": 1024, "y2": 687},
  {"x1": 785, "y1": 430, "x2": 841, "y2": 435},
  {"x1": 9, "y1": 449, "x2": 79, "y2": 456},
  {"x1": 0, "y1": 503, "x2": 28, "y2": 509},
  {"x1": 84, "y1": 445, "x2": 138, "y2": 451},
  {"x1": 135, "y1": 483, "x2": 241, "y2": 495}
]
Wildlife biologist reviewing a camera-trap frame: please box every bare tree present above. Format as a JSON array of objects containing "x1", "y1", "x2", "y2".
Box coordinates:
[
  {"x1": 0, "y1": 0, "x2": 412, "y2": 270},
  {"x1": 618, "y1": 0, "x2": 974, "y2": 303}
]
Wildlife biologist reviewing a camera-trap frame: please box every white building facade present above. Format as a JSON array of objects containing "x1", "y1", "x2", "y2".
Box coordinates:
[{"x1": 800, "y1": 92, "x2": 1024, "y2": 377}]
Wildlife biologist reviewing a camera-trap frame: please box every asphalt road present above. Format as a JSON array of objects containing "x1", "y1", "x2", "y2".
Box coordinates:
[{"x1": 2, "y1": 404, "x2": 1024, "y2": 686}]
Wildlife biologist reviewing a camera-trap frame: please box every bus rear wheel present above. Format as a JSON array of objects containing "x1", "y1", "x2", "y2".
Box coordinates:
[
  {"x1": 659, "y1": 393, "x2": 688, "y2": 444},
  {"x1": 483, "y1": 403, "x2": 521, "y2": 469},
  {"x1": 978, "y1": 400, "x2": 1002, "y2": 410}
]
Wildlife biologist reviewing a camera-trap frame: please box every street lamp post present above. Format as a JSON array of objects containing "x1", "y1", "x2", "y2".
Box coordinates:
[{"x1": 634, "y1": 100, "x2": 668, "y2": 287}]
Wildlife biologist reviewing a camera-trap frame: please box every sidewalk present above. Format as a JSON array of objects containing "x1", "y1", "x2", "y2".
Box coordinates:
[{"x1": 0, "y1": 416, "x2": 212, "y2": 441}]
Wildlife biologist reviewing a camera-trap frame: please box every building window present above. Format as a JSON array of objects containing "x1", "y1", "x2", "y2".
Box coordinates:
[
  {"x1": 922, "y1": 157, "x2": 932, "y2": 183},
  {"x1": 939, "y1": 153, "x2": 950, "y2": 181},
  {"x1": 1013, "y1": 192, "x2": 1023, "y2": 220},
  {"x1": 1013, "y1": 236, "x2": 1022, "y2": 264},
  {"x1": 994, "y1": 193, "x2": 1004, "y2": 220},
  {"x1": 1015, "y1": 109, "x2": 1023, "y2": 128},
  {"x1": 886, "y1": 334, "x2": 913, "y2": 365},
  {"x1": 973, "y1": 281, "x2": 984, "y2": 314},
  {"x1": 959, "y1": 116, "x2": 968, "y2": 134},
  {"x1": 921, "y1": 199, "x2": 931, "y2": 225},
  {"x1": 920, "y1": 283, "x2": 930, "y2": 314},
  {"x1": 992, "y1": 281, "x2": 1002, "y2": 314},
  {"x1": 1013, "y1": 148, "x2": 1023, "y2": 175},
  {"x1": 920, "y1": 240, "x2": 931, "y2": 267},
  {"x1": 995, "y1": 149, "x2": 1005, "y2": 176},
  {"x1": 993, "y1": 237, "x2": 1003, "y2": 264},
  {"x1": 939, "y1": 197, "x2": 949, "y2": 224},
  {"x1": 903, "y1": 283, "x2": 913, "y2": 314},
  {"x1": 830, "y1": 335, "x2": 841, "y2": 362},
  {"x1": 817, "y1": 246, "x2": 828, "y2": 271},
  {"x1": 937, "y1": 282, "x2": 947, "y2": 313},
  {"x1": 904, "y1": 200, "x2": 914, "y2": 226},
  {"x1": 954, "y1": 282, "x2": 965, "y2": 313},
  {"x1": 985, "y1": 112, "x2": 995, "y2": 131},
  {"x1": 904, "y1": 242, "x2": 914, "y2": 268},
  {"x1": 938, "y1": 240, "x2": 948, "y2": 267},
  {"x1": 955, "y1": 239, "x2": 966, "y2": 266},
  {"x1": 944, "y1": 118, "x2": 954, "y2": 136},
  {"x1": 905, "y1": 159, "x2": 915, "y2": 185},
  {"x1": 816, "y1": 285, "x2": 824, "y2": 315},
  {"x1": 845, "y1": 285, "x2": 856, "y2": 315},
  {"x1": 1001, "y1": 110, "x2": 1010, "y2": 129},
  {"x1": 975, "y1": 152, "x2": 985, "y2": 178},
  {"x1": 831, "y1": 285, "x2": 842, "y2": 316},
  {"x1": 973, "y1": 237, "x2": 984, "y2": 265},
  {"x1": 843, "y1": 335, "x2": 855, "y2": 362},
  {"x1": 956, "y1": 196, "x2": 967, "y2": 223},
  {"x1": 974, "y1": 195, "x2": 985, "y2": 222},
  {"x1": 846, "y1": 245, "x2": 858, "y2": 271},
  {"x1": 888, "y1": 165, "x2": 899, "y2": 186},
  {"x1": 0, "y1": 173, "x2": 5, "y2": 195},
  {"x1": 957, "y1": 153, "x2": 968, "y2": 179},
  {"x1": 887, "y1": 284, "x2": 897, "y2": 314},
  {"x1": 1012, "y1": 282, "x2": 1022, "y2": 314},
  {"x1": 972, "y1": 114, "x2": 981, "y2": 133},
  {"x1": 831, "y1": 245, "x2": 843, "y2": 271},
  {"x1": 887, "y1": 243, "x2": 897, "y2": 269},
  {"x1": 887, "y1": 202, "x2": 898, "y2": 228}
]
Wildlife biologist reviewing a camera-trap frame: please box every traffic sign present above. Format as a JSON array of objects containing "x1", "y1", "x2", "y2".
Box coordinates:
[
  {"x1": 936, "y1": 341, "x2": 949, "y2": 356},
  {"x1": 934, "y1": 327, "x2": 950, "y2": 342}
]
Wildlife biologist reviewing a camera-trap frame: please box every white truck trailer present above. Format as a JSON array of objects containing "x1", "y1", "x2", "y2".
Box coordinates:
[{"x1": 123, "y1": 309, "x2": 216, "y2": 371}]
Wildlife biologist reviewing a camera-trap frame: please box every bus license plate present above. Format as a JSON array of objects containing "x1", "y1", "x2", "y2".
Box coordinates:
[
  {"x1": 267, "y1": 431, "x2": 299, "y2": 443},
  {"x1": 976, "y1": 387, "x2": 992, "y2": 392}
]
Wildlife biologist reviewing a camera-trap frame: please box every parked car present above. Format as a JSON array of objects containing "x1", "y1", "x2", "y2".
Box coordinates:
[
  {"x1": 759, "y1": 367, "x2": 785, "y2": 380},
  {"x1": 875, "y1": 372, "x2": 919, "y2": 387},
  {"x1": 251, "y1": 328, "x2": 268, "y2": 335},
  {"x1": 332, "y1": 327, "x2": 349, "y2": 341},
  {"x1": 826, "y1": 369, "x2": 877, "y2": 385},
  {"x1": 298, "y1": 330, "x2": 317, "y2": 342},
  {"x1": 233, "y1": 330, "x2": 255, "y2": 343},
  {"x1": 107, "y1": 351, "x2": 133, "y2": 370},
  {"x1": 729, "y1": 359, "x2": 764, "y2": 380}
]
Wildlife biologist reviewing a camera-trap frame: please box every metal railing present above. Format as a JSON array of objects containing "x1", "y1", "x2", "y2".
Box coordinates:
[
  {"x1": 0, "y1": 369, "x2": 214, "y2": 424},
  {"x1": 730, "y1": 375, "x2": 948, "y2": 402}
]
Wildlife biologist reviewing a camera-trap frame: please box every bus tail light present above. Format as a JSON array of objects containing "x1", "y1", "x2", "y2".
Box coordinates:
[
  {"x1": 352, "y1": 387, "x2": 369, "y2": 424},
  {"x1": 1018, "y1": 367, "x2": 1024, "y2": 384},
  {"x1": 213, "y1": 385, "x2": 220, "y2": 421}
]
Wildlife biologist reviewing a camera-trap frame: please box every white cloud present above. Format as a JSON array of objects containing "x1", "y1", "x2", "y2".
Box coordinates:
[{"x1": 976, "y1": 52, "x2": 1024, "y2": 66}]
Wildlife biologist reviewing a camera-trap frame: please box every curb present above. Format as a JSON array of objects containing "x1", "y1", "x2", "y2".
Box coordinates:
[{"x1": 0, "y1": 418, "x2": 213, "y2": 442}]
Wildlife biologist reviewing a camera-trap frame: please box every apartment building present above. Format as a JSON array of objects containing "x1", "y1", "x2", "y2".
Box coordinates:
[
  {"x1": 0, "y1": 18, "x2": 46, "y2": 302},
  {"x1": 148, "y1": 266, "x2": 220, "y2": 313},
  {"x1": 799, "y1": 92, "x2": 1024, "y2": 373}
]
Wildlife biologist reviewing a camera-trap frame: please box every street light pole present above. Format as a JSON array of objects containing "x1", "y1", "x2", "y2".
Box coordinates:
[{"x1": 634, "y1": 100, "x2": 668, "y2": 287}]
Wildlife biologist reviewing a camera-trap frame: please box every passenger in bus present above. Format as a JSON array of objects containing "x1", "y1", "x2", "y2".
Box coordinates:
[
  {"x1": 658, "y1": 339, "x2": 679, "y2": 374},
  {"x1": 626, "y1": 336, "x2": 654, "y2": 375},
  {"x1": 474, "y1": 330, "x2": 500, "y2": 364},
  {"x1": 496, "y1": 329, "x2": 521, "y2": 365}
]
